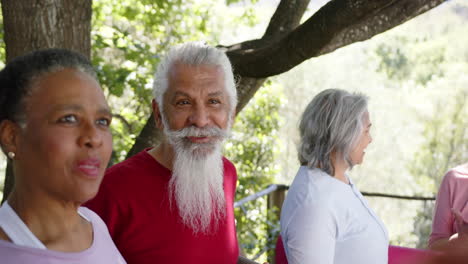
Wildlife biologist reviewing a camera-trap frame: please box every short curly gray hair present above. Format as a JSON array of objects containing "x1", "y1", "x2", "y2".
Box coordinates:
[{"x1": 298, "y1": 89, "x2": 368, "y2": 176}]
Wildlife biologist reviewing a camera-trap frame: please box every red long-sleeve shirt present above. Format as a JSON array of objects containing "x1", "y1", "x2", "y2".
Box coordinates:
[{"x1": 85, "y1": 149, "x2": 239, "y2": 264}]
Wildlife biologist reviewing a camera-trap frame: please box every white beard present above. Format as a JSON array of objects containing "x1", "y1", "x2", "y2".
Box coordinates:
[{"x1": 162, "y1": 117, "x2": 229, "y2": 234}]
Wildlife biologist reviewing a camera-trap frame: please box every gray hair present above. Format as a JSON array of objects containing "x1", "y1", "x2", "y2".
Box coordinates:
[
  {"x1": 298, "y1": 89, "x2": 368, "y2": 176},
  {"x1": 152, "y1": 42, "x2": 237, "y2": 114}
]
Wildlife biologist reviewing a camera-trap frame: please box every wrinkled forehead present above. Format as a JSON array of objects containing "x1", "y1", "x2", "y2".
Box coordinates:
[
  {"x1": 166, "y1": 63, "x2": 227, "y2": 94},
  {"x1": 171, "y1": 62, "x2": 224, "y2": 75}
]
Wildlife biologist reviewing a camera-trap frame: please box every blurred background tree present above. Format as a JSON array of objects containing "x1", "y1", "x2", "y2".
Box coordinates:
[
  {"x1": 225, "y1": 81, "x2": 284, "y2": 261},
  {"x1": 410, "y1": 91, "x2": 468, "y2": 248}
]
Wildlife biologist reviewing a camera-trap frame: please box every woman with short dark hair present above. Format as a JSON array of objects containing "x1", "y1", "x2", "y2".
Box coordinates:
[
  {"x1": 0, "y1": 48, "x2": 125, "y2": 263},
  {"x1": 280, "y1": 89, "x2": 388, "y2": 264}
]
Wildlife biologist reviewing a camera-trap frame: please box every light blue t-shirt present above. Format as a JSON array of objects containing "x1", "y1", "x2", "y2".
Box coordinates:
[
  {"x1": 0, "y1": 207, "x2": 126, "y2": 264},
  {"x1": 280, "y1": 166, "x2": 389, "y2": 264}
]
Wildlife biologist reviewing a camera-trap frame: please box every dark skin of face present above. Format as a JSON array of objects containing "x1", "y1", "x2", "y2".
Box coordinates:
[{"x1": 0, "y1": 68, "x2": 112, "y2": 252}]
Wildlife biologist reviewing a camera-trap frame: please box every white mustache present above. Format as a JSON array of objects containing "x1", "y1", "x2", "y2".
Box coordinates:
[{"x1": 169, "y1": 126, "x2": 229, "y2": 140}]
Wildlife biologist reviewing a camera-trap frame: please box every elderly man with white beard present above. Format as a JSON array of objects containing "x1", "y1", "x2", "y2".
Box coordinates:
[{"x1": 86, "y1": 42, "x2": 240, "y2": 264}]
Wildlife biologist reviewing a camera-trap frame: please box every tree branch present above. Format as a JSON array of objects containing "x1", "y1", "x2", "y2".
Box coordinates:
[
  {"x1": 229, "y1": 0, "x2": 310, "y2": 113},
  {"x1": 113, "y1": 113, "x2": 133, "y2": 132},
  {"x1": 263, "y1": 0, "x2": 311, "y2": 40},
  {"x1": 222, "y1": 0, "x2": 310, "y2": 52},
  {"x1": 227, "y1": 0, "x2": 447, "y2": 78},
  {"x1": 125, "y1": 115, "x2": 163, "y2": 159}
]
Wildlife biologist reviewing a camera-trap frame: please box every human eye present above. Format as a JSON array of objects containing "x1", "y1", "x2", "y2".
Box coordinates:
[
  {"x1": 58, "y1": 114, "x2": 78, "y2": 124},
  {"x1": 96, "y1": 117, "x2": 111, "y2": 127},
  {"x1": 208, "y1": 98, "x2": 221, "y2": 105},
  {"x1": 175, "y1": 99, "x2": 191, "y2": 106}
]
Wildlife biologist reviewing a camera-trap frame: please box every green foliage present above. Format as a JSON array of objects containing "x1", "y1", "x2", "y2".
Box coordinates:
[
  {"x1": 373, "y1": 36, "x2": 446, "y2": 85},
  {"x1": 231, "y1": 6, "x2": 260, "y2": 27},
  {"x1": 225, "y1": 0, "x2": 259, "y2": 6},
  {"x1": 225, "y1": 81, "x2": 284, "y2": 262},
  {"x1": 409, "y1": 91, "x2": 468, "y2": 247},
  {"x1": 410, "y1": 92, "x2": 468, "y2": 190},
  {"x1": 411, "y1": 43, "x2": 445, "y2": 85},
  {"x1": 374, "y1": 37, "x2": 410, "y2": 81},
  {"x1": 412, "y1": 202, "x2": 434, "y2": 248}
]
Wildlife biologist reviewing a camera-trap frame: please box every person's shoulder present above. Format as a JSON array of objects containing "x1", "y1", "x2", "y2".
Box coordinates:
[
  {"x1": 105, "y1": 149, "x2": 155, "y2": 179},
  {"x1": 79, "y1": 207, "x2": 108, "y2": 230},
  {"x1": 299, "y1": 167, "x2": 342, "y2": 191},
  {"x1": 107, "y1": 150, "x2": 145, "y2": 172},
  {"x1": 78, "y1": 207, "x2": 122, "y2": 253},
  {"x1": 443, "y1": 165, "x2": 468, "y2": 182},
  {"x1": 222, "y1": 157, "x2": 238, "y2": 189},
  {"x1": 288, "y1": 167, "x2": 340, "y2": 205},
  {"x1": 100, "y1": 160, "x2": 132, "y2": 189},
  {"x1": 222, "y1": 157, "x2": 237, "y2": 173},
  {"x1": 222, "y1": 156, "x2": 235, "y2": 167},
  {"x1": 452, "y1": 164, "x2": 468, "y2": 177},
  {"x1": 79, "y1": 207, "x2": 102, "y2": 221},
  {"x1": 0, "y1": 240, "x2": 39, "y2": 261},
  {"x1": 282, "y1": 168, "x2": 340, "y2": 227},
  {"x1": 96, "y1": 153, "x2": 145, "y2": 196}
]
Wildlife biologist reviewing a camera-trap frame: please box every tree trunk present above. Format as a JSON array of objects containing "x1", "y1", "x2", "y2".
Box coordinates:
[
  {"x1": 1, "y1": 0, "x2": 92, "y2": 203},
  {"x1": 125, "y1": 115, "x2": 163, "y2": 159},
  {"x1": 1, "y1": 0, "x2": 91, "y2": 62}
]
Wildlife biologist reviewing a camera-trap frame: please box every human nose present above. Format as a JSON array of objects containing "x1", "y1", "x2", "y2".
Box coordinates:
[
  {"x1": 188, "y1": 105, "x2": 210, "y2": 128},
  {"x1": 78, "y1": 121, "x2": 103, "y2": 148}
]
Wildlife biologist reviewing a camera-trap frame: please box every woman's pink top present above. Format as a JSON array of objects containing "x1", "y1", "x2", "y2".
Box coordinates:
[
  {"x1": 0, "y1": 207, "x2": 126, "y2": 264},
  {"x1": 429, "y1": 165, "x2": 468, "y2": 247}
]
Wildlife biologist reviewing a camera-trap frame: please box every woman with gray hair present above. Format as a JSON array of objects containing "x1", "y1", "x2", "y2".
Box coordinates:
[{"x1": 280, "y1": 89, "x2": 388, "y2": 264}]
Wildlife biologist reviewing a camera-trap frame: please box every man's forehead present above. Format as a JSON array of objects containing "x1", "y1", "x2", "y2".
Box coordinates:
[
  {"x1": 166, "y1": 63, "x2": 227, "y2": 96},
  {"x1": 173, "y1": 90, "x2": 224, "y2": 96},
  {"x1": 170, "y1": 62, "x2": 224, "y2": 77}
]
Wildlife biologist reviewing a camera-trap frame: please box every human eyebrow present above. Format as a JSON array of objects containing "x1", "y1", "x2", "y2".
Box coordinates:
[
  {"x1": 49, "y1": 104, "x2": 83, "y2": 114},
  {"x1": 207, "y1": 91, "x2": 224, "y2": 97},
  {"x1": 172, "y1": 91, "x2": 191, "y2": 98},
  {"x1": 49, "y1": 104, "x2": 111, "y2": 117},
  {"x1": 98, "y1": 107, "x2": 112, "y2": 117}
]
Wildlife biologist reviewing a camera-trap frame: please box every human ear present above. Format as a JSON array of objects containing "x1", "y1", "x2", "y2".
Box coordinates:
[
  {"x1": 152, "y1": 99, "x2": 163, "y2": 130},
  {"x1": 0, "y1": 120, "x2": 20, "y2": 158}
]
